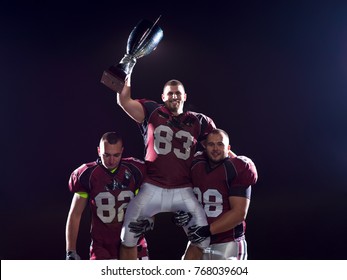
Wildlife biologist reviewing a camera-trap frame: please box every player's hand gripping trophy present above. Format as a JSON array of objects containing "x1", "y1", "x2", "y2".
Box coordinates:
[{"x1": 101, "y1": 17, "x2": 163, "y2": 93}]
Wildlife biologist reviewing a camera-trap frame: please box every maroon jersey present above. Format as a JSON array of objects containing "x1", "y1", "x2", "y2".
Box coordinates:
[
  {"x1": 68, "y1": 157, "x2": 147, "y2": 259},
  {"x1": 191, "y1": 153, "x2": 258, "y2": 244},
  {"x1": 137, "y1": 99, "x2": 216, "y2": 188}
]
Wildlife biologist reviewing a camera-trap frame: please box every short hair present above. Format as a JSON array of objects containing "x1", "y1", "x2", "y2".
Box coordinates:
[
  {"x1": 208, "y1": 128, "x2": 230, "y2": 143},
  {"x1": 100, "y1": 131, "x2": 123, "y2": 145},
  {"x1": 163, "y1": 79, "x2": 185, "y2": 92}
]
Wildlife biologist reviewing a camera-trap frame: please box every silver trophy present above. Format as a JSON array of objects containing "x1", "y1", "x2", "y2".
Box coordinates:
[{"x1": 101, "y1": 16, "x2": 163, "y2": 92}]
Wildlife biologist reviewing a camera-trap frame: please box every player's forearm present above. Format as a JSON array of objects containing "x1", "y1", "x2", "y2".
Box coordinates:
[
  {"x1": 116, "y1": 83, "x2": 145, "y2": 123},
  {"x1": 209, "y1": 209, "x2": 247, "y2": 235},
  {"x1": 65, "y1": 216, "x2": 81, "y2": 251},
  {"x1": 117, "y1": 82, "x2": 132, "y2": 106}
]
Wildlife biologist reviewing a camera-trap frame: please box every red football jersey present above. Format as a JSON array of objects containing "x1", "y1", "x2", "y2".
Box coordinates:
[
  {"x1": 68, "y1": 157, "x2": 147, "y2": 259},
  {"x1": 137, "y1": 99, "x2": 216, "y2": 188},
  {"x1": 191, "y1": 153, "x2": 258, "y2": 244}
]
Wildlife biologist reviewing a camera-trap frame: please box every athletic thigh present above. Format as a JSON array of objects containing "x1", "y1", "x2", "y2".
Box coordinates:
[{"x1": 121, "y1": 183, "x2": 163, "y2": 247}]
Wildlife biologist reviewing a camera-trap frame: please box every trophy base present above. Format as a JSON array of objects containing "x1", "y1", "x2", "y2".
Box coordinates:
[{"x1": 100, "y1": 66, "x2": 127, "y2": 93}]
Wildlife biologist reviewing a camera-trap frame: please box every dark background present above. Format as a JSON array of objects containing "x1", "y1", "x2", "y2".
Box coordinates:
[{"x1": 1, "y1": 0, "x2": 347, "y2": 260}]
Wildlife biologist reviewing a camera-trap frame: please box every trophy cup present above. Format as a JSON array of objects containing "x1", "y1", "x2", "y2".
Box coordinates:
[{"x1": 101, "y1": 16, "x2": 163, "y2": 92}]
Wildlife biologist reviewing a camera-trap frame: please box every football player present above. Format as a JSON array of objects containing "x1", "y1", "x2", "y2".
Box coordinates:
[
  {"x1": 174, "y1": 128, "x2": 258, "y2": 259},
  {"x1": 116, "y1": 75, "x2": 216, "y2": 259},
  {"x1": 65, "y1": 131, "x2": 150, "y2": 260}
]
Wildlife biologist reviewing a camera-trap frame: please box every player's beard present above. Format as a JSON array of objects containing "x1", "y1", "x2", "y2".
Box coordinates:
[
  {"x1": 166, "y1": 100, "x2": 183, "y2": 114},
  {"x1": 208, "y1": 152, "x2": 225, "y2": 166}
]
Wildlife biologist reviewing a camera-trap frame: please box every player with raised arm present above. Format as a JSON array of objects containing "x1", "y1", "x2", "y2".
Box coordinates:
[{"x1": 116, "y1": 75, "x2": 216, "y2": 259}]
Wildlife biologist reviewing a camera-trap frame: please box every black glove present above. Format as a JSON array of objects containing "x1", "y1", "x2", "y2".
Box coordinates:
[
  {"x1": 66, "y1": 250, "x2": 81, "y2": 260},
  {"x1": 172, "y1": 210, "x2": 192, "y2": 227},
  {"x1": 187, "y1": 225, "x2": 211, "y2": 244},
  {"x1": 129, "y1": 217, "x2": 154, "y2": 238}
]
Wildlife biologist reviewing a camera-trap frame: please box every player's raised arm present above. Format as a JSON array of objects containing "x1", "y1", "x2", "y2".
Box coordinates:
[{"x1": 116, "y1": 75, "x2": 145, "y2": 123}]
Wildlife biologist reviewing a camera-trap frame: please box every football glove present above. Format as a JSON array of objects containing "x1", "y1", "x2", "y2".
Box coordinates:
[
  {"x1": 66, "y1": 250, "x2": 81, "y2": 260},
  {"x1": 187, "y1": 225, "x2": 211, "y2": 244},
  {"x1": 172, "y1": 210, "x2": 192, "y2": 227},
  {"x1": 129, "y1": 217, "x2": 154, "y2": 238}
]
